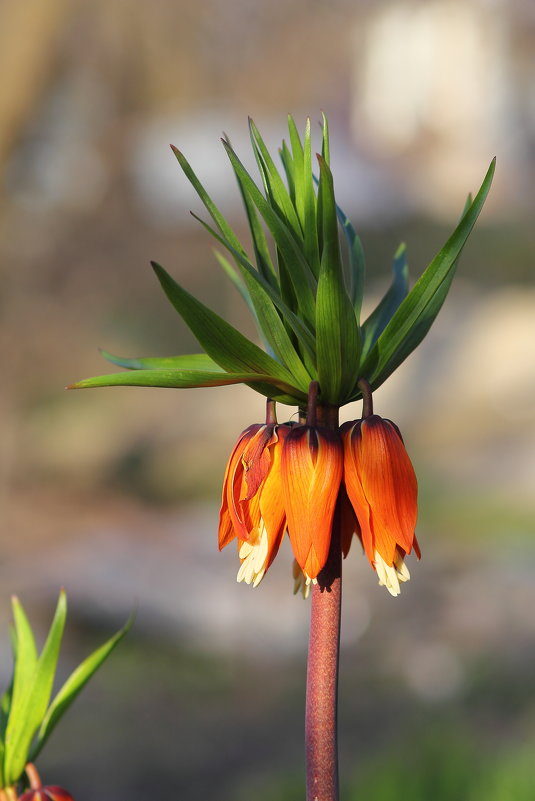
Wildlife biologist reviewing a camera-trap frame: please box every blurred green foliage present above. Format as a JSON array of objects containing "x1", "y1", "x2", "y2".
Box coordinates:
[{"x1": 241, "y1": 735, "x2": 535, "y2": 801}]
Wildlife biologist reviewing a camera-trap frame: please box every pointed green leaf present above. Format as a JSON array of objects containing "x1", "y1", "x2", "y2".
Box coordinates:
[
  {"x1": 7, "y1": 599, "x2": 38, "y2": 724},
  {"x1": 171, "y1": 145, "x2": 249, "y2": 263},
  {"x1": 213, "y1": 249, "x2": 261, "y2": 326},
  {"x1": 287, "y1": 115, "x2": 304, "y2": 162},
  {"x1": 359, "y1": 159, "x2": 495, "y2": 392},
  {"x1": 335, "y1": 203, "x2": 366, "y2": 315},
  {"x1": 221, "y1": 140, "x2": 317, "y2": 325},
  {"x1": 361, "y1": 242, "x2": 409, "y2": 356},
  {"x1": 190, "y1": 213, "x2": 317, "y2": 361},
  {"x1": 2, "y1": 599, "x2": 37, "y2": 782},
  {"x1": 248, "y1": 118, "x2": 302, "y2": 238},
  {"x1": 30, "y1": 615, "x2": 134, "y2": 762},
  {"x1": 279, "y1": 140, "x2": 296, "y2": 206},
  {"x1": 100, "y1": 351, "x2": 226, "y2": 372},
  {"x1": 151, "y1": 261, "x2": 303, "y2": 391},
  {"x1": 315, "y1": 156, "x2": 361, "y2": 404},
  {"x1": 286, "y1": 116, "x2": 304, "y2": 227},
  {"x1": 176, "y1": 139, "x2": 279, "y2": 291},
  {"x1": 4, "y1": 591, "x2": 67, "y2": 785},
  {"x1": 215, "y1": 254, "x2": 313, "y2": 387},
  {"x1": 302, "y1": 119, "x2": 321, "y2": 280},
  {"x1": 320, "y1": 112, "x2": 330, "y2": 165},
  {"x1": 70, "y1": 368, "x2": 292, "y2": 391},
  {"x1": 71, "y1": 370, "x2": 301, "y2": 405},
  {"x1": 233, "y1": 192, "x2": 279, "y2": 291},
  {"x1": 223, "y1": 135, "x2": 279, "y2": 291}
]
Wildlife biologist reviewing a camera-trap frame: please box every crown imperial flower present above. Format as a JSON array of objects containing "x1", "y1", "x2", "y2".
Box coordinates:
[
  {"x1": 70, "y1": 116, "x2": 493, "y2": 598},
  {"x1": 218, "y1": 401, "x2": 292, "y2": 587},
  {"x1": 67, "y1": 113, "x2": 495, "y2": 801},
  {"x1": 342, "y1": 412, "x2": 420, "y2": 596},
  {"x1": 281, "y1": 423, "x2": 343, "y2": 581}
]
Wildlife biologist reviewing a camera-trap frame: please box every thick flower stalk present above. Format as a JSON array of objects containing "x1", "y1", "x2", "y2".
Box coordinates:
[{"x1": 70, "y1": 115, "x2": 494, "y2": 801}]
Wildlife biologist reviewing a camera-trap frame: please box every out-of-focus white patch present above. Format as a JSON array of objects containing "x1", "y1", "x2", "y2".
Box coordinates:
[
  {"x1": 374, "y1": 550, "x2": 410, "y2": 597},
  {"x1": 403, "y1": 642, "x2": 464, "y2": 701},
  {"x1": 237, "y1": 524, "x2": 269, "y2": 588}
]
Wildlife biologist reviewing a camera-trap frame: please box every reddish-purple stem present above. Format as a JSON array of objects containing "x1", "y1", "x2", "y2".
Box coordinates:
[{"x1": 305, "y1": 403, "x2": 341, "y2": 801}]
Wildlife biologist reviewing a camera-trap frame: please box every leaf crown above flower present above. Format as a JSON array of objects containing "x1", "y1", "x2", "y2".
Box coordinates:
[{"x1": 70, "y1": 115, "x2": 495, "y2": 408}]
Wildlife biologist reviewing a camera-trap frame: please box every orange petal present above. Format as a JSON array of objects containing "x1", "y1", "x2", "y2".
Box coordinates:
[
  {"x1": 241, "y1": 425, "x2": 274, "y2": 501},
  {"x1": 258, "y1": 424, "x2": 290, "y2": 569},
  {"x1": 282, "y1": 426, "x2": 343, "y2": 579},
  {"x1": 342, "y1": 422, "x2": 375, "y2": 564},
  {"x1": 343, "y1": 416, "x2": 418, "y2": 567},
  {"x1": 218, "y1": 504, "x2": 235, "y2": 550},
  {"x1": 358, "y1": 416, "x2": 417, "y2": 561},
  {"x1": 338, "y1": 483, "x2": 361, "y2": 558},
  {"x1": 219, "y1": 424, "x2": 262, "y2": 542}
]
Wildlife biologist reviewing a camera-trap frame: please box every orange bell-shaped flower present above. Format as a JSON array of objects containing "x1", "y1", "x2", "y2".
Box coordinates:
[
  {"x1": 218, "y1": 401, "x2": 292, "y2": 587},
  {"x1": 281, "y1": 424, "x2": 343, "y2": 581},
  {"x1": 342, "y1": 414, "x2": 420, "y2": 596}
]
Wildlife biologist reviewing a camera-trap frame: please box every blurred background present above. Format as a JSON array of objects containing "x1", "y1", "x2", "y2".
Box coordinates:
[{"x1": 1, "y1": 0, "x2": 534, "y2": 799}]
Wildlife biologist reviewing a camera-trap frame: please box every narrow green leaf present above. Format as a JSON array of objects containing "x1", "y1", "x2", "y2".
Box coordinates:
[
  {"x1": 320, "y1": 112, "x2": 330, "y2": 166},
  {"x1": 213, "y1": 249, "x2": 264, "y2": 337},
  {"x1": 190, "y1": 213, "x2": 317, "y2": 366},
  {"x1": 215, "y1": 247, "x2": 262, "y2": 326},
  {"x1": 224, "y1": 135, "x2": 279, "y2": 291},
  {"x1": 100, "y1": 351, "x2": 225, "y2": 372},
  {"x1": 151, "y1": 261, "x2": 303, "y2": 389},
  {"x1": 359, "y1": 159, "x2": 495, "y2": 392},
  {"x1": 361, "y1": 242, "x2": 409, "y2": 356},
  {"x1": 30, "y1": 615, "x2": 134, "y2": 762},
  {"x1": 279, "y1": 140, "x2": 296, "y2": 206},
  {"x1": 171, "y1": 145, "x2": 249, "y2": 263},
  {"x1": 286, "y1": 115, "x2": 305, "y2": 228},
  {"x1": 248, "y1": 118, "x2": 302, "y2": 237},
  {"x1": 315, "y1": 156, "x2": 361, "y2": 404},
  {"x1": 4, "y1": 591, "x2": 67, "y2": 785},
  {"x1": 7, "y1": 599, "x2": 38, "y2": 725},
  {"x1": 287, "y1": 115, "x2": 304, "y2": 161},
  {"x1": 335, "y1": 202, "x2": 366, "y2": 315},
  {"x1": 70, "y1": 368, "x2": 293, "y2": 391},
  {"x1": 302, "y1": 119, "x2": 321, "y2": 279},
  {"x1": 221, "y1": 140, "x2": 317, "y2": 326},
  {"x1": 2, "y1": 599, "x2": 37, "y2": 782}
]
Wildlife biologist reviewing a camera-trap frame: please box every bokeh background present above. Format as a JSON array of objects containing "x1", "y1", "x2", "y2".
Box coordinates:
[{"x1": 1, "y1": 1, "x2": 534, "y2": 799}]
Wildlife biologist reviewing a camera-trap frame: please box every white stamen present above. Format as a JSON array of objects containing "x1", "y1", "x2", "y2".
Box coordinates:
[
  {"x1": 291, "y1": 562, "x2": 317, "y2": 599},
  {"x1": 374, "y1": 550, "x2": 411, "y2": 597},
  {"x1": 394, "y1": 551, "x2": 411, "y2": 582},
  {"x1": 237, "y1": 522, "x2": 269, "y2": 587}
]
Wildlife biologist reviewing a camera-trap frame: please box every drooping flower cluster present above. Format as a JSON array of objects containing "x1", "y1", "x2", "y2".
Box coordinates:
[{"x1": 219, "y1": 391, "x2": 419, "y2": 597}]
